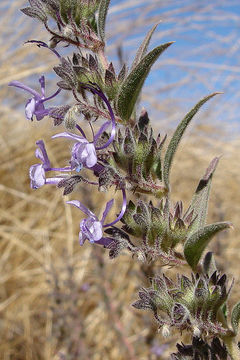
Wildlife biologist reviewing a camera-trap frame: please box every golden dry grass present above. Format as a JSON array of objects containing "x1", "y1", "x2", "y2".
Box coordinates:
[
  {"x1": 1, "y1": 107, "x2": 240, "y2": 360},
  {"x1": 1, "y1": 1, "x2": 240, "y2": 359}
]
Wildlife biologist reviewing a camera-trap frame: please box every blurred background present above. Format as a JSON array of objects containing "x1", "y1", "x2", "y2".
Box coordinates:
[{"x1": 1, "y1": 0, "x2": 240, "y2": 359}]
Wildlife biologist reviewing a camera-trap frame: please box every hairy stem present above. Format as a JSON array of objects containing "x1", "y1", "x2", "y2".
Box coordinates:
[{"x1": 223, "y1": 337, "x2": 240, "y2": 360}]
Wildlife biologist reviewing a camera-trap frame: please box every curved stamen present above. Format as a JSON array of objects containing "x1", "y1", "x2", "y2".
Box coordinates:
[
  {"x1": 79, "y1": 83, "x2": 116, "y2": 150},
  {"x1": 42, "y1": 88, "x2": 62, "y2": 102},
  {"x1": 104, "y1": 188, "x2": 127, "y2": 227},
  {"x1": 75, "y1": 124, "x2": 86, "y2": 138},
  {"x1": 94, "y1": 121, "x2": 111, "y2": 142},
  {"x1": 26, "y1": 40, "x2": 61, "y2": 59}
]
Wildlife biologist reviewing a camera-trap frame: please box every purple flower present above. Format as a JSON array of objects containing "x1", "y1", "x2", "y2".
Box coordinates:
[
  {"x1": 9, "y1": 76, "x2": 61, "y2": 121},
  {"x1": 29, "y1": 140, "x2": 70, "y2": 189},
  {"x1": 52, "y1": 87, "x2": 116, "y2": 172},
  {"x1": 9, "y1": 40, "x2": 61, "y2": 121},
  {"x1": 51, "y1": 85, "x2": 116, "y2": 172},
  {"x1": 71, "y1": 141, "x2": 97, "y2": 169},
  {"x1": 52, "y1": 131, "x2": 98, "y2": 171},
  {"x1": 67, "y1": 189, "x2": 127, "y2": 246},
  {"x1": 26, "y1": 40, "x2": 61, "y2": 59}
]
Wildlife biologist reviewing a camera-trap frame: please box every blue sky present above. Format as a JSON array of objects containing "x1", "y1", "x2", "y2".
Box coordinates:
[
  {"x1": 5, "y1": 0, "x2": 240, "y2": 136},
  {"x1": 106, "y1": 1, "x2": 240, "y2": 134}
]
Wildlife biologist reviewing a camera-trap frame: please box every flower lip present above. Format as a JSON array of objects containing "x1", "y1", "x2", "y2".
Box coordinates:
[
  {"x1": 67, "y1": 188, "x2": 127, "y2": 245},
  {"x1": 35, "y1": 140, "x2": 51, "y2": 170},
  {"x1": 29, "y1": 140, "x2": 70, "y2": 189},
  {"x1": 8, "y1": 76, "x2": 61, "y2": 121},
  {"x1": 52, "y1": 131, "x2": 98, "y2": 170},
  {"x1": 29, "y1": 164, "x2": 46, "y2": 189}
]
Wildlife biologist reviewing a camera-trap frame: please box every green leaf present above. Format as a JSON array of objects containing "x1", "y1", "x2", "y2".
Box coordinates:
[
  {"x1": 60, "y1": 0, "x2": 71, "y2": 23},
  {"x1": 117, "y1": 42, "x2": 173, "y2": 122},
  {"x1": 184, "y1": 156, "x2": 220, "y2": 235},
  {"x1": 163, "y1": 93, "x2": 221, "y2": 190},
  {"x1": 21, "y1": 7, "x2": 47, "y2": 22},
  {"x1": 231, "y1": 301, "x2": 240, "y2": 335},
  {"x1": 98, "y1": 0, "x2": 111, "y2": 42},
  {"x1": 131, "y1": 22, "x2": 160, "y2": 70},
  {"x1": 184, "y1": 222, "x2": 232, "y2": 270},
  {"x1": 203, "y1": 251, "x2": 217, "y2": 276}
]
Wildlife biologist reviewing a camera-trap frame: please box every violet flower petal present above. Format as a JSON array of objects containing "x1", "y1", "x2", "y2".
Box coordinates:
[
  {"x1": 80, "y1": 143, "x2": 97, "y2": 168},
  {"x1": 8, "y1": 80, "x2": 40, "y2": 98},
  {"x1": 34, "y1": 102, "x2": 48, "y2": 121},
  {"x1": 35, "y1": 140, "x2": 51, "y2": 169},
  {"x1": 52, "y1": 131, "x2": 88, "y2": 143},
  {"x1": 101, "y1": 199, "x2": 114, "y2": 224},
  {"x1": 79, "y1": 231, "x2": 87, "y2": 246},
  {"x1": 25, "y1": 98, "x2": 36, "y2": 120},
  {"x1": 29, "y1": 164, "x2": 46, "y2": 189},
  {"x1": 67, "y1": 200, "x2": 96, "y2": 218},
  {"x1": 39, "y1": 75, "x2": 45, "y2": 96},
  {"x1": 34, "y1": 107, "x2": 49, "y2": 121},
  {"x1": 80, "y1": 217, "x2": 103, "y2": 243}
]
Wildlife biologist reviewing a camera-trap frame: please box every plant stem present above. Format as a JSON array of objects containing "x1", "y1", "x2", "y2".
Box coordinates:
[{"x1": 223, "y1": 337, "x2": 240, "y2": 360}]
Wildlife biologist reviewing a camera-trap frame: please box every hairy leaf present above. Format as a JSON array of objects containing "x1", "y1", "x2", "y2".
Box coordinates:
[
  {"x1": 117, "y1": 42, "x2": 173, "y2": 122},
  {"x1": 184, "y1": 156, "x2": 220, "y2": 235},
  {"x1": 131, "y1": 22, "x2": 160, "y2": 70},
  {"x1": 231, "y1": 301, "x2": 240, "y2": 335},
  {"x1": 21, "y1": 7, "x2": 47, "y2": 22},
  {"x1": 163, "y1": 93, "x2": 221, "y2": 190},
  {"x1": 184, "y1": 222, "x2": 232, "y2": 270},
  {"x1": 98, "y1": 0, "x2": 111, "y2": 42}
]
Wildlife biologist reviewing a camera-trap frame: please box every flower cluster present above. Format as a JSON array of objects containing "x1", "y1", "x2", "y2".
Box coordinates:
[
  {"x1": 9, "y1": 1, "x2": 240, "y2": 359},
  {"x1": 133, "y1": 267, "x2": 233, "y2": 338}
]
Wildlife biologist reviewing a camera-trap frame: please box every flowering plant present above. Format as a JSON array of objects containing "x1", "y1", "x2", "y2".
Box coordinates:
[{"x1": 9, "y1": 1, "x2": 240, "y2": 358}]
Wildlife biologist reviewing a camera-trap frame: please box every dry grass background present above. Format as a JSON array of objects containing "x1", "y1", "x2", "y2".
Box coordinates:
[{"x1": 1, "y1": 1, "x2": 240, "y2": 359}]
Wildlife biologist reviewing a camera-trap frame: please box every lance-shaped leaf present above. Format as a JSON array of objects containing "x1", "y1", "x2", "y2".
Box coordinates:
[
  {"x1": 98, "y1": 0, "x2": 111, "y2": 42},
  {"x1": 117, "y1": 42, "x2": 174, "y2": 122},
  {"x1": 21, "y1": 6, "x2": 48, "y2": 22},
  {"x1": 163, "y1": 93, "x2": 221, "y2": 190},
  {"x1": 231, "y1": 301, "x2": 240, "y2": 335},
  {"x1": 184, "y1": 222, "x2": 232, "y2": 270},
  {"x1": 131, "y1": 22, "x2": 160, "y2": 70},
  {"x1": 183, "y1": 156, "x2": 220, "y2": 236}
]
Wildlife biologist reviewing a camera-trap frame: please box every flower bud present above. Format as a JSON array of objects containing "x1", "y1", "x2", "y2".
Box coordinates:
[
  {"x1": 64, "y1": 107, "x2": 78, "y2": 130},
  {"x1": 193, "y1": 326, "x2": 201, "y2": 337},
  {"x1": 161, "y1": 324, "x2": 171, "y2": 338},
  {"x1": 136, "y1": 250, "x2": 146, "y2": 262},
  {"x1": 63, "y1": 24, "x2": 74, "y2": 38}
]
